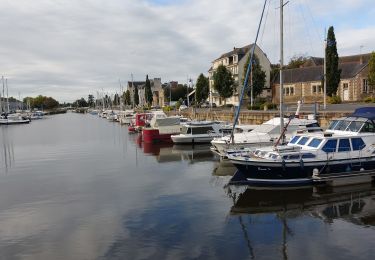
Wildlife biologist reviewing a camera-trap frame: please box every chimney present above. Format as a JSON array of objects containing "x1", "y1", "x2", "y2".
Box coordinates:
[{"x1": 233, "y1": 46, "x2": 236, "y2": 50}]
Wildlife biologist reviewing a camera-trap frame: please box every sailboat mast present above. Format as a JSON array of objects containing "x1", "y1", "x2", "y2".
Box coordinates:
[
  {"x1": 279, "y1": 0, "x2": 285, "y2": 137},
  {"x1": 6, "y1": 78, "x2": 10, "y2": 113},
  {"x1": 323, "y1": 28, "x2": 327, "y2": 110}
]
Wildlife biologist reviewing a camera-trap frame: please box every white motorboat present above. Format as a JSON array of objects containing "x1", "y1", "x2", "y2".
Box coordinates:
[
  {"x1": 211, "y1": 117, "x2": 321, "y2": 158},
  {"x1": 171, "y1": 121, "x2": 229, "y2": 144},
  {"x1": 0, "y1": 113, "x2": 30, "y2": 125}
]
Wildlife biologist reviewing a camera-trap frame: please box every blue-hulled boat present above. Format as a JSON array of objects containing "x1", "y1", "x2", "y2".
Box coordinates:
[{"x1": 228, "y1": 107, "x2": 375, "y2": 185}]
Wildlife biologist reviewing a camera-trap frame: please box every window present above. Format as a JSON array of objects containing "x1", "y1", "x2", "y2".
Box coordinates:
[
  {"x1": 312, "y1": 85, "x2": 317, "y2": 94},
  {"x1": 318, "y1": 85, "x2": 323, "y2": 93},
  {"x1": 307, "y1": 138, "x2": 323, "y2": 148},
  {"x1": 335, "y1": 120, "x2": 350, "y2": 131},
  {"x1": 338, "y1": 139, "x2": 351, "y2": 152},
  {"x1": 192, "y1": 126, "x2": 214, "y2": 135},
  {"x1": 328, "y1": 120, "x2": 339, "y2": 130},
  {"x1": 347, "y1": 121, "x2": 364, "y2": 132},
  {"x1": 290, "y1": 87, "x2": 294, "y2": 95},
  {"x1": 302, "y1": 153, "x2": 316, "y2": 159},
  {"x1": 363, "y1": 79, "x2": 368, "y2": 93},
  {"x1": 286, "y1": 88, "x2": 290, "y2": 95},
  {"x1": 288, "y1": 154, "x2": 300, "y2": 160},
  {"x1": 351, "y1": 138, "x2": 365, "y2": 150},
  {"x1": 297, "y1": 137, "x2": 309, "y2": 145},
  {"x1": 289, "y1": 135, "x2": 301, "y2": 144},
  {"x1": 360, "y1": 122, "x2": 375, "y2": 133},
  {"x1": 322, "y1": 139, "x2": 337, "y2": 153}
]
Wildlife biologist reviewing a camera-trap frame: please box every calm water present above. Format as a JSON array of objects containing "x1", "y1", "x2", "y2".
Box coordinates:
[{"x1": 0, "y1": 113, "x2": 375, "y2": 260}]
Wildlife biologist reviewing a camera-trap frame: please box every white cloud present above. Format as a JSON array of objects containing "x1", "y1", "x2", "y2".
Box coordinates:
[{"x1": 0, "y1": 0, "x2": 373, "y2": 102}]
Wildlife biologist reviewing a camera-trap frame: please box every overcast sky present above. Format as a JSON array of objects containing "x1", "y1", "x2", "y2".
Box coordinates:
[{"x1": 0, "y1": 0, "x2": 374, "y2": 102}]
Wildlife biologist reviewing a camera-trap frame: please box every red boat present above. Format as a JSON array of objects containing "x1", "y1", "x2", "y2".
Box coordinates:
[
  {"x1": 128, "y1": 113, "x2": 152, "y2": 133},
  {"x1": 142, "y1": 111, "x2": 181, "y2": 143}
]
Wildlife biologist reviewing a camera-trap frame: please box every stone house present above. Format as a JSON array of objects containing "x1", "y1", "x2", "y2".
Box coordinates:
[
  {"x1": 127, "y1": 78, "x2": 164, "y2": 107},
  {"x1": 208, "y1": 43, "x2": 272, "y2": 106},
  {"x1": 272, "y1": 53, "x2": 372, "y2": 104}
]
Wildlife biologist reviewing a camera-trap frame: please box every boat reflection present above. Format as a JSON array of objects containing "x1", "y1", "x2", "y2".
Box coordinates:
[
  {"x1": 0, "y1": 127, "x2": 15, "y2": 173},
  {"x1": 142, "y1": 142, "x2": 217, "y2": 163},
  {"x1": 225, "y1": 183, "x2": 375, "y2": 259},
  {"x1": 226, "y1": 183, "x2": 375, "y2": 226},
  {"x1": 212, "y1": 160, "x2": 237, "y2": 177}
]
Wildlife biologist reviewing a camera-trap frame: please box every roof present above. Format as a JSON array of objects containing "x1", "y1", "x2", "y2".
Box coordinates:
[
  {"x1": 275, "y1": 62, "x2": 368, "y2": 84},
  {"x1": 214, "y1": 44, "x2": 254, "y2": 62},
  {"x1": 351, "y1": 107, "x2": 375, "y2": 120}
]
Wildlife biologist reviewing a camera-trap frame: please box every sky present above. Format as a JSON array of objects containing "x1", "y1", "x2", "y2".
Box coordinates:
[{"x1": 0, "y1": 0, "x2": 374, "y2": 102}]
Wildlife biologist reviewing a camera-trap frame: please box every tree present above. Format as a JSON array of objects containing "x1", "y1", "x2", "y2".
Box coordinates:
[
  {"x1": 243, "y1": 54, "x2": 266, "y2": 99},
  {"x1": 145, "y1": 75, "x2": 153, "y2": 106},
  {"x1": 286, "y1": 55, "x2": 308, "y2": 69},
  {"x1": 88, "y1": 94, "x2": 95, "y2": 107},
  {"x1": 134, "y1": 85, "x2": 139, "y2": 106},
  {"x1": 213, "y1": 65, "x2": 235, "y2": 104},
  {"x1": 124, "y1": 90, "x2": 131, "y2": 106},
  {"x1": 113, "y1": 93, "x2": 120, "y2": 106},
  {"x1": 326, "y1": 26, "x2": 341, "y2": 96},
  {"x1": 195, "y1": 74, "x2": 209, "y2": 104},
  {"x1": 368, "y1": 52, "x2": 375, "y2": 91}
]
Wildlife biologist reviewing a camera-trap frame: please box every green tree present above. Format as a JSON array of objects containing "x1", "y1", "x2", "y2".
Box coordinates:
[
  {"x1": 243, "y1": 54, "x2": 266, "y2": 99},
  {"x1": 368, "y1": 52, "x2": 375, "y2": 91},
  {"x1": 124, "y1": 90, "x2": 131, "y2": 106},
  {"x1": 195, "y1": 73, "x2": 209, "y2": 104},
  {"x1": 73, "y1": 97, "x2": 88, "y2": 107},
  {"x1": 113, "y1": 93, "x2": 120, "y2": 106},
  {"x1": 134, "y1": 85, "x2": 139, "y2": 106},
  {"x1": 213, "y1": 65, "x2": 235, "y2": 104},
  {"x1": 326, "y1": 26, "x2": 341, "y2": 96},
  {"x1": 43, "y1": 97, "x2": 59, "y2": 109},
  {"x1": 88, "y1": 94, "x2": 95, "y2": 107},
  {"x1": 145, "y1": 75, "x2": 153, "y2": 105},
  {"x1": 286, "y1": 55, "x2": 308, "y2": 69}
]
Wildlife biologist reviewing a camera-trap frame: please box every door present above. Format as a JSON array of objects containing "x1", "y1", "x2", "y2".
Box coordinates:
[{"x1": 343, "y1": 83, "x2": 349, "y2": 101}]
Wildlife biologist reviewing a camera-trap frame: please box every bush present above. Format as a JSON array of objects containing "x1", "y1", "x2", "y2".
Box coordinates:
[
  {"x1": 328, "y1": 95, "x2": 342, "y2": 104},
  {"x1": 248, "y1": 104, "x2": 262, "y2": 110},
  {"x1": 176, "y1": 101, "x2": 182, "y2": 109},
  {"x1": 363, "y1": 97, "x2": 375, "y2": 103},
  {"x1": 163, "y1": 106, "x2": 173, "y2": 112}
]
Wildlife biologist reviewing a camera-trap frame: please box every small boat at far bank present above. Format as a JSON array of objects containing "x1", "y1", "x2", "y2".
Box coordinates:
[{"x1": 0, "y1": 113, "x2": 30, "y2": 125}]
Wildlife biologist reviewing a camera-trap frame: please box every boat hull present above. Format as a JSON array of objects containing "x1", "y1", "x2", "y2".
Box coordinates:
[
  {"x1": 142, "y1": 129, "x2": 175, "y2": 143},
  {"x1": 0, "y1": 119, "x2": 30, "y2": 125},
  {"x1": 230, "y1": 157, "x2": 375, "y2": 180},
  {"x1": 171, "y1": 135, "x2": 219, "y2": 144}
]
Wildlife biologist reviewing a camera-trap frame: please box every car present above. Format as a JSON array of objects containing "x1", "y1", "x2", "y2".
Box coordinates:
[{"x1": 200, "y1": 103, "x2": 209, "y2": 108}]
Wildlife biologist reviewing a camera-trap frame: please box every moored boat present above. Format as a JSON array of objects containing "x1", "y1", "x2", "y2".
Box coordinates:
[
  {"x1": 228, "y1": 107, "x2": 375, "y2": 185},
  {"x1": 142, "y1": 111, "x2": 181, "y2": 143}
]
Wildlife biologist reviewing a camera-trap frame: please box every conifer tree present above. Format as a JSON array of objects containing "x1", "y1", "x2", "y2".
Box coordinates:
[{"x1": 326, "y1": 26, "x2": 341, "y2": 96}]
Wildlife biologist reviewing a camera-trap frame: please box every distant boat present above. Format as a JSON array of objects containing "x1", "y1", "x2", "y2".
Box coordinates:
[{"x1": 0, "y1": 113, "x2": 30, "y2": 125}]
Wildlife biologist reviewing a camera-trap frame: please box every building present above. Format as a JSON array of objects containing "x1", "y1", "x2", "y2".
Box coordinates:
[
  {"x1": 127, "y1": 78, "x2": 165, "y2": 107},
  {"x1": 272, "y1": 53, "x2": 372, "y2": 104},
  {"x1": 208, "y1": 43, "x2": 272, "y2": 106}
]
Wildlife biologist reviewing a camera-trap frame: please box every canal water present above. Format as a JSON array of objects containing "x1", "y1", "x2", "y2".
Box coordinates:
[{"x1": 0, "y1": 113, "x2": 375, "y2": 260}]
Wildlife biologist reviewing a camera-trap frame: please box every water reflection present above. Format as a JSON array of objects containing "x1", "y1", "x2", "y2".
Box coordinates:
[
  {"x1": 0, "y1": 127, "x2": 15, "y2": 173},
  {"x1": 225, "y1": 183, "x2": 375, "y2": 259},
  {"x1": 139, "y1": 141, "x2": 217, "y2": 164}
]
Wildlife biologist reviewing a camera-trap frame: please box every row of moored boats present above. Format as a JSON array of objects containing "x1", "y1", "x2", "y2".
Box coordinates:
[{"x1": 89, "y1": 105, "x2": 375, "y2": 187}]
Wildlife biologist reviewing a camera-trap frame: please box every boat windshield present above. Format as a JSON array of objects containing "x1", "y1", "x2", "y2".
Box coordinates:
[
  {"x1": 181, "y1": 126, "x2": 191, "y2": 134},
  {"x1": 327, "y1": 118, "x2": 372, "y2": 132}
]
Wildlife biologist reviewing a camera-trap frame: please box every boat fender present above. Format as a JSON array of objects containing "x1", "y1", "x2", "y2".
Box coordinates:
[
  {"x1": 312, "y1": 168, "x2": 319, "y2": 178},
  {"x1": 281, "y1": 159, "x2": 286, "y2": 171},
  {"x1": 299, "y1": 158, "x2": 304, "y2": 169}
]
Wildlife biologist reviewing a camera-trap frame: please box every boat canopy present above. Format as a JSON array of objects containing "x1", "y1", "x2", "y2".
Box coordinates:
[{"x1": 351, "y1": 107, "x2": 375, "y2": 120}]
